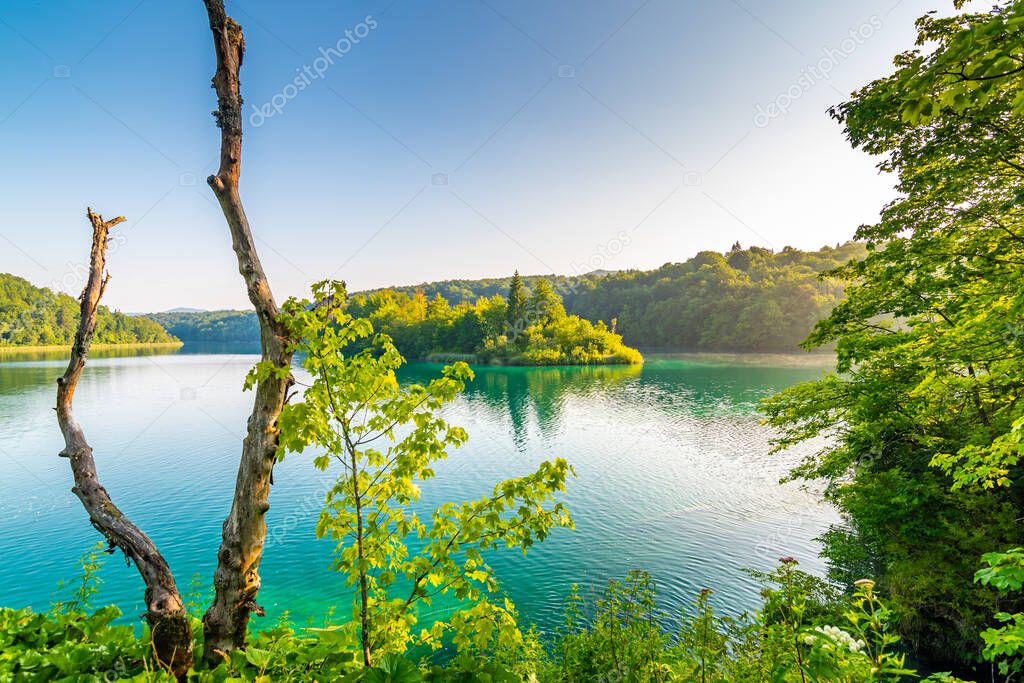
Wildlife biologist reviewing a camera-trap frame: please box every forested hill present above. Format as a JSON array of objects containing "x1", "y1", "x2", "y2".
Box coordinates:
[
  {"x1": 0, "y1": 273, "x2": 177, "y2": 347},
  {"x1": 570, "y1": 242, "x2": 866, "y2": 351},
  {"x1": 140, "y1": 243, "x2": 866, "y2": 353}
]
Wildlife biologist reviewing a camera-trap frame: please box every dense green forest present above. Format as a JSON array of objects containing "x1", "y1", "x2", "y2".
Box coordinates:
[
  {"x1": 570, "y1": 242, "x2": 866, "y2": 351},
  {"x1": 347, "y1": 273, "x2": 643, "y2": 365},
  {"x1": 0, "y1": 273, "x2": 176, "y2": 347},
  {"x1": 139, "y1": 242, "x2": 864, "y2": 354},
  {"x1": 145, "y1": 309, "x2": 258, "y2": 343}
]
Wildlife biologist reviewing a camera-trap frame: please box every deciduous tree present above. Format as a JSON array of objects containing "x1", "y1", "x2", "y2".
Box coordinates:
[{"x1": 272, "y1": 281, "x2": 574, "y2": 666}]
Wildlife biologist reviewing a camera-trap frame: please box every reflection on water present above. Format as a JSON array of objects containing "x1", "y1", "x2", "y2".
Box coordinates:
[
  {"x1": 0, "y1": 347, "x2": 836, "y2": 634},
  {"x1": 0, "y1": 343, "x2": 183, "y2": 364},
  {"x1": 447, "y1": 364, "x2": 643, "y2": 448}
]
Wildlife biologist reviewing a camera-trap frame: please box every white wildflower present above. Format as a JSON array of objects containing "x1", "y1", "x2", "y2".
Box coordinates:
[{"x1": 810, "y1": 626, "x2": 864, "y2": 654}]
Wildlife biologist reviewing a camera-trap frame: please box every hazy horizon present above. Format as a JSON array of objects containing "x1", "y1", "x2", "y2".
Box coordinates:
[{"x1": 1, "y1": 0, "x2": 949, "y2": 311}]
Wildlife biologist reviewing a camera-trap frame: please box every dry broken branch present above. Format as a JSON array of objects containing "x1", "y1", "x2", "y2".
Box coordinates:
[{"x1": 56, "y1": 208, "x2": 192, "y2": 679}]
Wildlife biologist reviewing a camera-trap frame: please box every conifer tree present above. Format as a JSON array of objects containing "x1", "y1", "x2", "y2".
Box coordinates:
[{"x1": 505, "y1": 270, "x2": 527, "y2": 333}]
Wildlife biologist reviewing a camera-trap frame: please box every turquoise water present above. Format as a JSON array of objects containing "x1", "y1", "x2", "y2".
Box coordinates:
[{"x1": 0, "y1": 347, "x2": 837, "y2": 634}]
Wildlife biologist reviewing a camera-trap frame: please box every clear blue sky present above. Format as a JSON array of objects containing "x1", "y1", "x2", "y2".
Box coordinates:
[{"x1": 1, "y1": 0, "x2": 940, "y2": 311}]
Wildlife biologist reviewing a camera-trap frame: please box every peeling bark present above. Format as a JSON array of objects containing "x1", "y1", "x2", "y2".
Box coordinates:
[
  {"x1": 56, "y1": 208, "x2": 192, "y2": 679},
  {"x1": 200, "y1": 0, "x2": 294, "y2": 665}
]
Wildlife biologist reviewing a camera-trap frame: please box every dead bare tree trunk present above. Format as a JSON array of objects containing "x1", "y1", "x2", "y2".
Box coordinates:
[
  {"x1": 56, "y1": 208, "x2": 193, "y2": 679},
  {"x1": 200, "y1": 0, "x2": 294, "y2": 666}
]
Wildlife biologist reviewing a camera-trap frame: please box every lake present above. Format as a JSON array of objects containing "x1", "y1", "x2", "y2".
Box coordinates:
[{"x1": 0, "y1": 346, "x2": 837, "y2": 635}]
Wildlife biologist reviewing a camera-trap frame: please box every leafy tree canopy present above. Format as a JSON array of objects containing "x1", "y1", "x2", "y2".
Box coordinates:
[{"x1": 762, "y1": 0, "x2": 1024, "y2": 667}]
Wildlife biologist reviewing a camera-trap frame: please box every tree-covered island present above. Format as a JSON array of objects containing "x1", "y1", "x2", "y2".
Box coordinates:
[{"x1": 348, "y1": 272, "x2": 643, "y2": 366}]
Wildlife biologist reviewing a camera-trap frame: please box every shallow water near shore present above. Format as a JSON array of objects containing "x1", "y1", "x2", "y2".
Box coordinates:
[{"x1": 0, "y1": 346, "x2": 837, "y2": 633}]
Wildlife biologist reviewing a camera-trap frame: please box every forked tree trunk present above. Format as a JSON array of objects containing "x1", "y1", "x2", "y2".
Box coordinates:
[
  {"x1": 56, "y1": 209, "x2": 192, "y2": 679},
  {"x1": 200, "y1": 0, "x2": 294, "y2": 665}
]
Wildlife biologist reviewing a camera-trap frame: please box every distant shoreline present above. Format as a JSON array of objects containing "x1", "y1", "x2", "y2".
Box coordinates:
[
  {"x1": 638, "y1": 350, "x2": 836, "y2": 367},
  {"x1": 0, "y1": 341, "x2": 183, "y2": 354}
]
